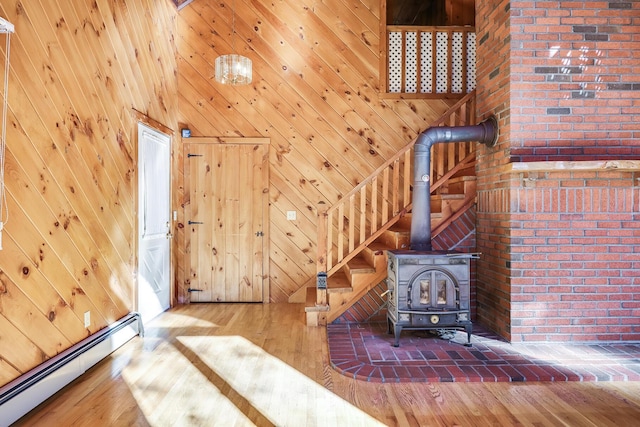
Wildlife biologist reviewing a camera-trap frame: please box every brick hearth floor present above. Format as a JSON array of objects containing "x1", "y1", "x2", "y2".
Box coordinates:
[{"x1": 327, "y1": 322, "x2": 640, "y2": 383}]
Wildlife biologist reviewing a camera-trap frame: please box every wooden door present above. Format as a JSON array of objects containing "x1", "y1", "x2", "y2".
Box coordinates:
[{"x1": 186, "y1": 139, "x2": 269, "y2": 302}]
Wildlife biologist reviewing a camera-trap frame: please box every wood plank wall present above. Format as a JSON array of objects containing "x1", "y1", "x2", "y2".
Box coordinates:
[
  {"x1": 0, "y1": 0, "x2": 469, "y2": 391},
  {"x1": 0, "y1": 0, "x2": 178, "y2": 387},
  {"x1": 176, "y1": 0, "x2": 457, "y2": 303}
]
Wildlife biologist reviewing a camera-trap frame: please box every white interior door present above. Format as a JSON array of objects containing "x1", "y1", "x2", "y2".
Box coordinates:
[{"x1": 137, "y1": 123, "x2": 171, "y2": 324}]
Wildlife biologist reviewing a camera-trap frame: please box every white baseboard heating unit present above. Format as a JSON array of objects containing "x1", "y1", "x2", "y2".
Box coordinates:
[{"x1": 0, "y1": 312, "x2": 143, "y2": 426}]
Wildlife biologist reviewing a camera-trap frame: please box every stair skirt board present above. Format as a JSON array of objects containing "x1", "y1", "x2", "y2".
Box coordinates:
[{"x1": 0, "y1": 313, "x2": 143, "y2": 426}]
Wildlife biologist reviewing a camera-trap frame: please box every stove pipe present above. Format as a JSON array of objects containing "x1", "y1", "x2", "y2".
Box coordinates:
[{"x1": 410, "y1": 115, "x2": 499, "y2": 251}]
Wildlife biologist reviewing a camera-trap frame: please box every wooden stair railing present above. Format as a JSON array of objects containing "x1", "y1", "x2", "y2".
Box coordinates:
[{"x1": 307, "y1": 91, "x2": 478, "y2": 322}]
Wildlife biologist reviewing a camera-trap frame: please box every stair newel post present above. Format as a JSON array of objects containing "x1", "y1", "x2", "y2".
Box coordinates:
[{"x1": 316, "y1": 204, "x2": 329, "y2": 308}]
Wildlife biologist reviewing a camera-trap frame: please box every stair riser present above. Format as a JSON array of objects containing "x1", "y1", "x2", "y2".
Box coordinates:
[
  {"x1": 376, "y1": 230, "x2": 410, "y2": 249},
  {"x1": 361, "y1": 246, "x2": 380, "y2": 266},
  {"x1": 444, "y1": 180, "x2": 476, "y2": 195}
]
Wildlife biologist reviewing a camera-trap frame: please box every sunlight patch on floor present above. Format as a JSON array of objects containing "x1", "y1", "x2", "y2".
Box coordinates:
[
  {"x1": 145, "y1": 311, "x2": 219, "y2": 329},
  {"x1": 178, "y1": 335, "x2": 386, "y2": 427},
  {"x1": 121, "y1": 340, "x2": 254, "y2": 426}
]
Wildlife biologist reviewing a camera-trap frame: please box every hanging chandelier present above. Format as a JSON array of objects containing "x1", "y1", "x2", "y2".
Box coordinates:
[
  {"x1": 214, "y1": 0, "x2": 252, "y2": 85},
  {"x1": 215, "y1": 54, "x2": 252, "y2": 85}
]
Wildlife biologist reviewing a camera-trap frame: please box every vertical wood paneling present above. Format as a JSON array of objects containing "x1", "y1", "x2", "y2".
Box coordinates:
[
  {"x1": 0, "y1": 0, "x2": 178, "y2": 387},
  {"x1": 177, "y1": 0, "x2": 456, "y2": 302}
]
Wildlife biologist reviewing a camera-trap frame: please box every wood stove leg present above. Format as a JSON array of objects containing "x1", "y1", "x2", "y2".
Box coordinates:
[
  {"x1": 464, "y1": 324, "x2": 472, "y2": 347},
  {"x1": 393, "y1": 324, "x2": 402, "y2": 347}
]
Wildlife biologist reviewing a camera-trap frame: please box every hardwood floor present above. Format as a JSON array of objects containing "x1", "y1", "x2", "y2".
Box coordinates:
[{"x1": 14, "y1": 303, "x2": 640, "y2": 426}]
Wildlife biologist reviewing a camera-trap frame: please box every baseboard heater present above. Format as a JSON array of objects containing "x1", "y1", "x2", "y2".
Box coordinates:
[{"x1": 0, "y1": 312, "x2": 143, "y2": 426}]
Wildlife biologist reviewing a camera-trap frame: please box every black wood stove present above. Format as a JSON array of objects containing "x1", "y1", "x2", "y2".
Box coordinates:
[
  {"x1": 387, "y1": 250, "x2": 474, "y2": 347},
  {"x1": 385, "y1": 116, "x2": 498, "y2": 347}
]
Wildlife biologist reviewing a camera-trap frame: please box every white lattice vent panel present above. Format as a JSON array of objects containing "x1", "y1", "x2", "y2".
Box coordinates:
[
  {"x1": 436, "y1": 32, "x2": 448, "y2": 93},
  {"x1": 452, "y1": 32, "x2": 463, "y2": 93},
  {"x1": 420, "y1": 32, "x2": 433, "y2": 93},
  {"x1": 388, "y1": 32, "x2": 402, "y2": 93},
  {"x1": 387, "y1": 29, "x2": 476, "y2": 95},
  {"x1": 404, "y1": 32, "x2": 417, "y2": 93},
  {"x1": 467, "y1": 32, "x2": 477, "y2": 92}
]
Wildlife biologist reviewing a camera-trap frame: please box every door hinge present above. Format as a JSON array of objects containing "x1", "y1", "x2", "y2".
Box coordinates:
[
  {"x1": 188, "y1": 220, "x2": 204, "y2": 225},
  {"x1": 187, "y1": 288, "x2": 203, "y2": 292},
  {"x1": 187, "y1": 153, "x2": 203, "y2": 158},
  {"x1": 255, "y1": 231, "x2": 264, "y2": 237}
]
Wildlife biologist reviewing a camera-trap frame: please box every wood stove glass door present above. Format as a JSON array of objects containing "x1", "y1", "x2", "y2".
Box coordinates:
[{"x1": 408, "y1": 268, "x2": 458, "y2": 311}]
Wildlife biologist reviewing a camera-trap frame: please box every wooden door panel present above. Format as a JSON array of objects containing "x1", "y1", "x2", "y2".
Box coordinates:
[
  {"x1": 186, "y1": 141, "x2": 268, "y2": 302},
  {"x1": 190, "y1": 143, "x2": 213, "y2": 302},
  {"x1": 223, "y1": 145, "x2": 240, "y2": 302}
]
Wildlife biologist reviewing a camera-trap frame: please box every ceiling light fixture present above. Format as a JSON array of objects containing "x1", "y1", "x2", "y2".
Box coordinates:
[{"x1": 214, "y1": 0, "x2": 252, "y2": 85}]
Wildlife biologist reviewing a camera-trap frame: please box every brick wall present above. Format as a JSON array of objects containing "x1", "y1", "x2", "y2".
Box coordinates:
[
  {"x1": 475, "y1": 0, "x2": 513, "y2": 339},
  {"x1": 475, "y1": 0, "x2": 640, "y2": 342},
  {"x1": 510, "y1": 168, "x2": 640, "y2": 341},
  {"x1": 476, "y1": 180, "x2": 514, "y2": 340},
  {"x1": 510, "y1": 0, "x2": 640, "y2": 161}
]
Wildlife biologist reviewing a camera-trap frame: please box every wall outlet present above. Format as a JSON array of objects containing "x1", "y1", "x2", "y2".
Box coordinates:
[
  {"x1": 286, "y1": 211, "x2": 296, "y2": 220},
  {"x1": 84, "y1": 311, "x2": 91, "y2": 328}
]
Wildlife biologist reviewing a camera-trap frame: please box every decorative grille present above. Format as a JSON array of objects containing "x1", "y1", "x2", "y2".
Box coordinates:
[
  {"x1": 436, "y1": 32, "x2": 448, "y2": 94},
  {"x1": 387, "y1": 27, "x2": 476, "y2": 96},
  {"x1": 420, "y1": 32, "x2": 433, "y2": 93},
  {"x1": 405, "y1": 32, "x2": 417, "y2": 93},
  {"x1": 452, "y1": 32, "x2": 463, "y2": 93},
  {"x1": 466, "y1": 33, "x2": 477, "y2": 94},
  {"x1": 388, "y1": 32, "x2": 402, "y2": 93}
]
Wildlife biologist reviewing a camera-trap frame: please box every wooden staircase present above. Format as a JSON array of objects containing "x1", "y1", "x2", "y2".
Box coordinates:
[{"x1": 304, "y1": 92, "x2": 479, "y2": 326}]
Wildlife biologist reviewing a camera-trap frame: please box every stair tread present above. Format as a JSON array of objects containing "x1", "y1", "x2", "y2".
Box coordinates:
[
  {"x1": 388, "y1": 224, "x2": 410, "y2": 232},
  {"x1": 433, "y1": 193, "x2": 465, "y2": 200},
  {"x1": 409, "y1": 211, "x2": 443, "y2": 217},
  {"x1": 366, "y1": 242, "x2": 390, "y2": 252},
  {"x1": 346, "y1": 255, "x2": 375, "y2": 274},
  {"x1": 448, "y1": 175, "x2": 476, "y2": 182}
]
